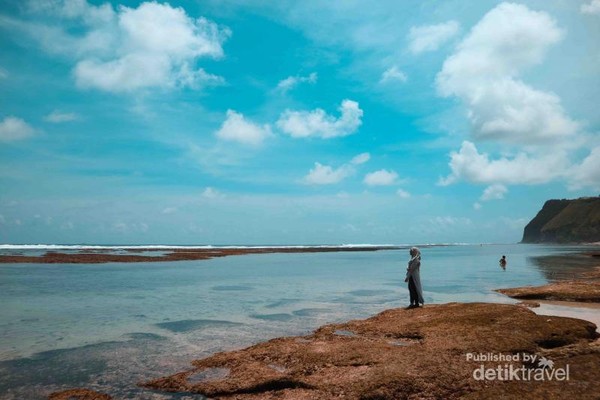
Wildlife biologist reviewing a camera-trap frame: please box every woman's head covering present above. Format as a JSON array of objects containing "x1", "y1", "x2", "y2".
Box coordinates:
[{"x1": 410, "y1": 247, "x2": 421, "y2": 259}]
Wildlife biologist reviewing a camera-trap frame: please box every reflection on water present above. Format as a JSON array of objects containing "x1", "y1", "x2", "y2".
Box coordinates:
[
  {"x1": 1, "y1": 244, "x2": 599, "y2": 399},
  {"x1": 526, "y1": 252, "x2": 600, "y2": 282}
]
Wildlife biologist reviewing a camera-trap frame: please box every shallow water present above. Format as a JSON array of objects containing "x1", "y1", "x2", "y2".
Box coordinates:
[{"x1": 0, "y1": 243, "x2": 598, "y2": 399}]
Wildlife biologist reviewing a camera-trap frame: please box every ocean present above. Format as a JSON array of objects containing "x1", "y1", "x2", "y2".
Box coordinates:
[{"x1": 0, "y1": 243, "x2": 598, "y2": 399}]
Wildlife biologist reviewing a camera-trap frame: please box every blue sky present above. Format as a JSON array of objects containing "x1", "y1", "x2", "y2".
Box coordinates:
[{"x1": 0, "y1": 0, "x2": 599, "y2": 245}]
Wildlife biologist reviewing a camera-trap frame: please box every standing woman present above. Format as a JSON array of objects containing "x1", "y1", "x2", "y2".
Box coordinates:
[{"x1": 405, "y1": 247, "x2": 424, "y2": 308}]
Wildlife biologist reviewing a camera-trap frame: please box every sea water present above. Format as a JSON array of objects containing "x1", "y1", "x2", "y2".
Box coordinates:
[{"x1": 0, "y1": 243, "x2": 598, "y2": 399}]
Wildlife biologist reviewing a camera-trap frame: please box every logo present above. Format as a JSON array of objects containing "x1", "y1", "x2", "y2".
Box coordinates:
[{"x1": 466, "y1": 352, "x2": 569, "y2": 381}]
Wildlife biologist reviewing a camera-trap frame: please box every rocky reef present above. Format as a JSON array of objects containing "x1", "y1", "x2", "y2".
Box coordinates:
[
  {"x1": 142, "y1": 302, "x2": 600, "y2": 399},
  {"x1": 0, "y1": 246, "x2": 399, "y2": 264},
  {"x1": 497, "y1": 281, "x2": 600, "y2": 303},
  {"x1": 522, "y1": 196, "x2": 600, "y2": 243},
  {"x1": 48, "y1": 388, "x2": 112, "y2": 400}
]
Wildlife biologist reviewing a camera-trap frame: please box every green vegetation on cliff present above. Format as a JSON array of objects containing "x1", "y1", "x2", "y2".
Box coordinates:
[{"x1": 522, "y1": 196, "x2": 600, "y2": 243}]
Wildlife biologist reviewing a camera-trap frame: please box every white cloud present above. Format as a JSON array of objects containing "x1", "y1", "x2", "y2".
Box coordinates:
[
  {"x1": 364, "y1": 169, "x2": 398, "y2": 186},
  {"x1": 428, "y1": 216, "x2": 472, "y2": 228},
  {"x1": 0, "y1": 67, "x2": 7, "y2": 79},
  {"x1": 215, "y1": 110, "x2": 272, "y2": 146},
  {"x1": 473, "y1": 202, "x2": 482, "y2": 210},
  {"x1": 480, "y1": 184, "x2": 508, "y2": 201},
  {"x1": 304, "y1": 153, "x2": 370, "y2": 185},
  {"x1": 161, "y1": 207, "x2": 178, "y2": 214},
  {"x1": 440, "y1": 141, "x2": 568, "y2": 186},
  {"x1": 0, "y1": 116, "x2": 35, "y2": 142},
  {"x1": 277, "y1": 99, "x2": 363, "y2": 139},
  {"x1": 396, "y1": 189, "x2": 411, "y2": 198},
  {"x1": 380, "y1": 66, "x2": 407, "y2": 83},
  {"x1": 436, "y1": 3, "x2": 577, "y2": 144},
  {"x1": 202, "y1": 187, "x2": 222, "y2": 198},
  {"x1": 408, "y1": 20, "x2": 459, "y2": 54},
  {"x1": 276, "y1": 72, "x2": 317, "y2": 93},
  {"x1": 30, "y1": 1, "x2": 230, "y2": 92},
  {"x1": 351, "y1": 152, "x2": 370, "y2": 165},
  {"x1": 44, "y1": 110, "x2": 79, "y2": 123},
  {"x1": 304, "y1": 162, "x2": 352, "y2": 185},
  {"x1": 568, "y1": 146, "x2": 600, "y2": 190},
  {"x1": 581, "y1": 0, "x2": 600, "y2": 15}
]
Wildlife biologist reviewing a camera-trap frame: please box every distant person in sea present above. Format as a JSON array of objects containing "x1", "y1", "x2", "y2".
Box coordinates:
[
  {"x1": 405, "y1": 247, "x2": 424, "y2": 308},
  {"x1": 499, "y1": 255, "x2": 507, "y2": 269}
]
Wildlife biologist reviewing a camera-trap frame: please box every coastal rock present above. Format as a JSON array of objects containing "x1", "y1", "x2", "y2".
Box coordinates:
[
  {"x1": 142, "y1": 303, "x2": 600, "y2": 399},
  {"x1": 497, "y1": 280, "x2": 600, "y2": 303},
  {"x1": 48, "y1": 388, "x2": 112, "y2": 400},
  {"x1": 0, "y1": 246, "x2": 399, "y2": 264},
  {"x1": 516, "y1": 300, "x2": 541, "y2": 308},
  {"x1": 522, "y1": 196, "x2": 600, "y2": 243}
]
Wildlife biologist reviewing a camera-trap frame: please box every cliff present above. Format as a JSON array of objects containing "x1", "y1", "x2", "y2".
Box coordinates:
[{"x1": 522, "y1": 197, "x2": 600, "y2": 243}]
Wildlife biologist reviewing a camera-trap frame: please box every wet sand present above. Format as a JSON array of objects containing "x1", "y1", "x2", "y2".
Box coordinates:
[
  {"x1": 533, "y1": 300, "x2": 600, "y2": 328},
  {"x1": 497, "y1": 255, "x2": 600, "y2": 330}
]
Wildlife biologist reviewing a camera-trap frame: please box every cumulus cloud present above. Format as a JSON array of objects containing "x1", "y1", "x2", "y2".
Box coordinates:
[
  {"x1": 351, "y1": 152, "x2": 370, "y2": 165},
  {"x1": 277, "y1": 99, "x2": 363, "y2": 139},
  {"x1": 436, "y1": 3, "x2": 577, "y2": 144},
  {"x1": 215, "y1": 110, "x2": 272, "y2": 146},
  {"x1": 276, "y1": 72, "x2": 317, "y2": 93},
  {"x1": 568, "y1": 146, "x2": 600, "y2": 190},
  {"x1": 380, "y1": 66, "x2": 407, "y2": 83},
  {"x1": 304, "y1": 163, "x2": 352, "y2": 185},
  {"x1": 364, "y1": 169, "x2": 398, "y2": 186},
  {"x1": 473, "y1": 202, "x2": 482, "y2": 210},
  {"x1": 0, "y1": 116, "x2": 35, "y2": 142},
  {"x1": 408, "y1": 20, "x2": 459, "y2": 54},
  {"x1": 439, "y1": 141, "x2": 568, "y2": 186},
  {"x1": 44, "y1": 110, "x2": 79, "y2": 122},
  {"x1": 480, "y1": 184, "x2": 508, "y2": 201},
  {"x1": 581, "y1": 0, "x2": 600, "y2": 15},
  {"x1": 28, "y1": 1, "x2": 229, "y2": 92},
  {"x1": 303, "y1": 153, "x2": 370, "y2": 185}
]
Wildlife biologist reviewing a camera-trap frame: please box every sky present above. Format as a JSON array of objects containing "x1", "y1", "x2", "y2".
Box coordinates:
[{"x1": 0, "y1": 0, "x2": 599, "y2": 245}]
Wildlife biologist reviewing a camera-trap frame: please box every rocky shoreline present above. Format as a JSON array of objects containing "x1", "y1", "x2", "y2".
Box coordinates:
[
  {"x1": 496, "y1": 266, "x2": 600, "y2": 303},
  {"x1": 139, "y1": 302, "x2": 599, "y2": 399},
  {"x1": 0, "y1": 246, "x2": 401, "y2": 264},
  {"x1": 50, "y1": 301, "x2": 600, "y2": 399},
  {"x1": 44, "y1": 252, "x2": 600, "y2": 399}
]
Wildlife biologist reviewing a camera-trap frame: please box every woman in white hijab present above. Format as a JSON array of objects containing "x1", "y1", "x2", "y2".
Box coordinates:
[{"x1": 404, "y1": 247, "x2": 424, "y2": 308}]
